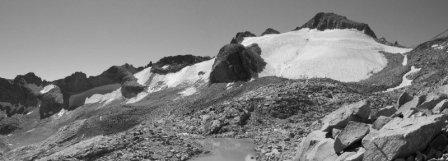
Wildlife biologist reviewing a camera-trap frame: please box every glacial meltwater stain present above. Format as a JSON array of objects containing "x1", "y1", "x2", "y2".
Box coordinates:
[{"x1": 192, "y1": 138, "x2": 257, "y2": 161}]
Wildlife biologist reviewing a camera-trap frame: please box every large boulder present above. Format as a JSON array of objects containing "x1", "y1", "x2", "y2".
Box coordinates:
[
  {"x1": 398, "y1": 92, "x2": 413, "y2": 107},
  {"x1": 334, "y1": 121, "x2": 370, "y2": 153},
  {"x1": 294, "y1": 12, "x2": 377, "y2": 38},
  {"x1": 230, "y1": 31, "x2": 256, "y2": 44},
  {"x1": 209, "y1": 43, "x2": 266, "y2": 83},
  {"x1": 362, "y1": 114, "x2": 448, "y2": 161},
  {"x1": 39, "y1": 85, "x2": 64, "y2": 118},
  {"x1": 394, "y1": 95, "x2": 425, "y2": 118},
  {"x1": 432, "y1": 99, "x2": 448, "y2": 114},
  {"x1": 321, "y1": 100, "x2": 371, "y2": 132},
  {"x1": 294, "y1": 131, "x2": 338, "y2": 161}
]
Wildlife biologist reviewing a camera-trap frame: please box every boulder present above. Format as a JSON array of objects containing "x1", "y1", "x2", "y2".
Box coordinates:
[
  {"x1": 371, "y1": 105, "x2": 396, "y2": 121},
  {"x1": 363, "y1": 114, "x2": 448, "y2": 161},
  {"x1": 294, "y1": 130, "x2": 327, "y2": 160},
  {"x1": 261, "y1": 28, "x2": 280, "y2": 36},
  {"x1": 39, "y1": 85, "x2": 64, "y2": 119},
  {"x1": 334, "y1": 121, "x2": 370, "y2": 153},
  {"x1": 230, "y1": 31, "x2": 256, "y2": 44},
  {"x1": 294, "y1": 12, "x2": 377, "y2": 38},
  {"x1": 398, "y1": 92, "x2": 413, "y2": 107},
  {"x1": 209, "y1": 43, "x2": 266, "y2": 83},
  {"x1": 332, "y1": 128, "x2": 343, "y2": 139},
  {"x1": 294, "y1": 136, "x2": 338, "y2": 161},
  {"x1": 432, "y1": 99, "x2": 448, "y2": 114},
  {"x1": 417, "y1": 93, "x2": 446, "y2": 111},
  {"x1": 336, "y1": 148, "x2": 365, "y2": 161},
  {"x1": 395, "y1": 95, "x2": 425, "y2": 118},
  {"x1": 372, "y1": 116, "x2": 393, "y2": 130},
  {"x1": 321, "y1": 100, "x2": 371, "y2": 132}
]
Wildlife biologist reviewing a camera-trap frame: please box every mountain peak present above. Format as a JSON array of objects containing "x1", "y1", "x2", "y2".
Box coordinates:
[{"x1": 295, "y1": 12, "x2": 377, "y2": 38}]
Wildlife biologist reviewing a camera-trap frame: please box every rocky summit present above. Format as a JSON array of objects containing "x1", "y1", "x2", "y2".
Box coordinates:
[{"x1": 1, "y1": 11, "x2": 448, "y2": 161}]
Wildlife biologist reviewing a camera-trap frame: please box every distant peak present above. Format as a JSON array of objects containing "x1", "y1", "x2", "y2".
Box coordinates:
[
  {"x1": 261, "y1": 28, "x2": 280, "y2": 36},
  {"x1": 230, "y1": 31, "x2": 256, "y2": 44},
  {"x1": 295, "y1": 12, "x2": 377, "y2": 38}
]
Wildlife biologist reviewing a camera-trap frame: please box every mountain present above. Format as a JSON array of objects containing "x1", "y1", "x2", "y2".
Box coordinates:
[
  {"x1": 2, "y1": 12, "x2": 448, "y2": 161},
  {"x1": 295, "y1": 12, "x2": 377, "y2": 38}
]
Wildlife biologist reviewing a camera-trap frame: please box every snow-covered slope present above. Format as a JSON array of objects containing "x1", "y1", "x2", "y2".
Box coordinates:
[
  {"x1": 85, "y1": 59, "x2": 215, "y2": 105},
  {"x1": 241, "y1": 28, "x2": 411, "y2": 82}
]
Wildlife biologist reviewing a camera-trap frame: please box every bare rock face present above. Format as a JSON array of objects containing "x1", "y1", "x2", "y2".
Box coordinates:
[
  {"x1": 261, "y1": 28, "x2": 280, "y2": 36},
  {"x1": 432, "y1": 99, "x2": 448, "y2": 114},
  {"x1": 39, "y1": 85, "x2": 64, "y2": 119},
  {"x1": 150, "y1": 55, "x2": 211, "y2": 75},
  {"x1": 121, "y1": 80, "x2": 145, "y2": 99},
  {"x1": 294, "y1": 12, "x2": 377, "y2": 38},
  {"x1": 363, "y1": 114, "x2": 448, "y2": 161},
  {"x1": 209, "y1": 43, "x2": 266, "y2": 83},
  {"x1": 321, "y1": 100, "x2": 371, "y2": 132},
  {"x1": 334, "y1": 121, "x2": 370, "y2": 153},
  {"x1": 230, "y1": 31, "x2": 256, "y2": 44}
]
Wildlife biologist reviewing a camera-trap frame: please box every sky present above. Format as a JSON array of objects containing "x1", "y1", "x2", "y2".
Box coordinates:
[{"x1": 1, "y1": 0, "x2": 447, "y2": 81}]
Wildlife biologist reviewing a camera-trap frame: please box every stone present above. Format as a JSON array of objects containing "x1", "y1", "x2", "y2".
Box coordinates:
[
  {"x1": 39, "y1": 85, "x2": 64, "y2": 119},
  {"x1": 371, "y1": 105, "x2": 397, "y2": 120},
  {"x1": 417, "y1": 93, "x2": 446, "y2": 111},
  {"x1": 295, "y1": 138, "x2": 338, "y2": 161},
  {"x1": 395, "y1": 95, "x2": 425, "y2": 118},
  {"x1": 432, "y1": 99, "x2": 448, "y2": 114},
  {"x1": 345, "y1": 147, "x2": 365, "y2": 161},
  {"x1": 334, "y1": 121, "x2": 370, "y2": 153},
  {"x1": 428, "y1": 134, "x2": 448, "y2": 151},
  {"x1": 398, "y1": 92, "x2": 413, "y2": 107},
  {"x1": 294, "y1": 130, "x2": 327, "y2": 160},
  {"x1": 373, "y1": 116, "x2": 393, "y2": 130},
  {"x1": 321, "y1": 100, "x2": 371, "y2": 132},
  {"x1": 363, "y1": 114, "x2": 448, "y2": 161},
  {"x1": 332, "y1": 128, "x2": 343, "y2": 139},
  {"x1": 336, "y1": 152, "x2": 357, "y2": 161}
]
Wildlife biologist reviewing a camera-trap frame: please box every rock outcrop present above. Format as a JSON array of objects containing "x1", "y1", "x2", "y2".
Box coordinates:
[
  {"x1": 295, "y1": 12, "x2": 377, "y2": 38},
  {"x1": 320, "y1": 100, "x2": 371, "y2": 132},
  {"x1": 39, "y1": 85, "x2": 64, "y2": 118},
  {"x1": 209, "y1": 43, "x2": 266, "y2": 83},
  {"x1": 230, "y1": 31, "x2": 256, "y2": 44},
  {"x1": 261, "y1": 28, "x2": 280, "y2": 36},
  {"x1": 150, "y1": 55, "x2": 211, "y2": 75}
]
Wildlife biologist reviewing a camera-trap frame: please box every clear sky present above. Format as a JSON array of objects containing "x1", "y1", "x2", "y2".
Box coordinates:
[{"x1": 1, "y1": 0, "x2": 447, "y2": 81}]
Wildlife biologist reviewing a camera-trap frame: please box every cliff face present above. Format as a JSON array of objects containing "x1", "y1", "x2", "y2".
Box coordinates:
[{"x1": 295, "y1": 12, "x2": 377, "y2": 38}]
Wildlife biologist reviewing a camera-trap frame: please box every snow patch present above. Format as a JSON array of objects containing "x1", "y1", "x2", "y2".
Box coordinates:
[
  {"x1": 226, "y1": 83, "x2": 234, "y2": 90},
  {"x1": 179, "y1": 87, "x2": 197, "y2": 97},
  {"x1": 25, "y1": 128, "x2": 35, "y2": 133},
  {"x1": 402, "y1": 54, "x2": 408, "y2": 66},
  {"x1": 134, "y1": 67, "x2": 152, "y2": 85},
  {"x1": 432, "y1": 44, "x2": 446, "y2": 50},
  {"x1": 386, "y1": 66, "x2": 421, "y2": 92},
  {"x1": 162, "y1": 65, "x2": 170, "y2": 69},
  {"x1": 125, "y1": 59, "x2": 215, "y2": 104},
  {"x1": 84, "y1": 88, "x2": 122, "y2": 106},
  {"x1": 40, "y1": 84, "x2": 56, "y2": 94},
  {"x1": 53, "y1": 109, "x2": 67, "y2": 119},
  {"x1": 241, "y1": 29, "x2": 412, "y2": 82}
]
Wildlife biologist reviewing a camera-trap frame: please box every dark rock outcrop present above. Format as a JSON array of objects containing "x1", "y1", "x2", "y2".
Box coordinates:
[
  {"x1": 377, "y1": 37, "x2": 402, "y2": 47},
  {"x1": 230, "y1": 31, "x2": 256, "y2": 44},
  {"x1": 295, "y1": 12, "x2": 377, "y2": 38},
  {"x1": 121, "y1": 76, "x2": 145, "y2": 99},
  {"x1": 0, "y1": 76, "x2": 40, "y2": 117},
  {"x1": 39, "y1": 85, "x2": 64, "y2": 118},
  {"x1": 209, "y1": 43, "x2": 266, "y2": 83},
  {"x1": 261, "y1": 28, "x2": 280, "y2": 36},
  {"x1": 53, "y1": 64, "x2": 140, "y2": 109},
  {"x1": 150, "y1": 55, "x2": 211, "y2": 75}
]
